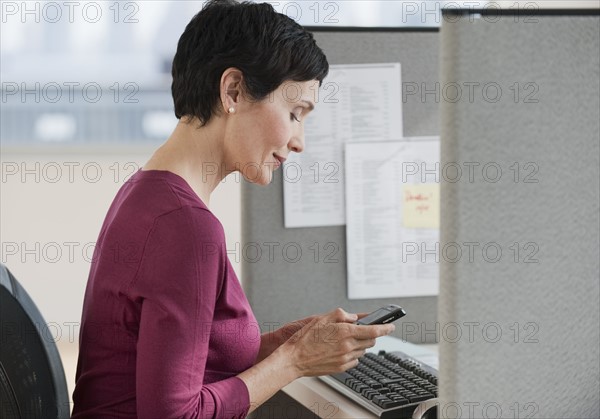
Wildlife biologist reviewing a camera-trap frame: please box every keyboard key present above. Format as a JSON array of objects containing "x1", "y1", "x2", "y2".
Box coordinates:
[
  {"x1": 361, "y1": 388, "x2": 375, "y2": 396},
  {"x1": 389, "y1": 395, "x2": 409, "y2": 404},
  {"x1": 379, "y1": 378, "x2": 402, "y2": 385},
  {"x1": 364, "y1": 391, "x2": 378, "y2": 400},
  {"x1": 409, "y1": 394, "x2": 433, "y2": 403},
  {"x1": 372, "y1": 396, "x2": 393, "y2": 407},
  {"x1": 331, "y1": 372, "x2": 352, "y2": 383},
  {"x1": 353, "y1": 384, "x2": 368, "y2": 392},
  {"x1": 380, "y1": 399, "x2": 409, "y2": 409}
]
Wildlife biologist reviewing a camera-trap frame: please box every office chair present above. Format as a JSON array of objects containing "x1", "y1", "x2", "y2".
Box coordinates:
[{"x1": 0, "y1": 263, "x2": 70, "y2": 418}]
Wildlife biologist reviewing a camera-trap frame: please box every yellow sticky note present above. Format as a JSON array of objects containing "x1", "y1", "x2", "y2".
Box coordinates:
[{"x1": 403, "y1": 184, "x2": 440, "y2": 229}]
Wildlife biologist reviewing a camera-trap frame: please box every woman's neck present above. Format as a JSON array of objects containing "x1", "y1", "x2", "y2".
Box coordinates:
[{"x1": 142, "y1": 117, "x2": 233, "y2": 207}]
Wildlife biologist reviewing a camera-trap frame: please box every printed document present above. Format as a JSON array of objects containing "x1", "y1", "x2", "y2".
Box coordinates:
[
  {"x1": 345, "y1": 138, "x2": 440, "y2": 299},
  {"x1": 283, "y1": 63, "x2": 403, "y2": 228}
]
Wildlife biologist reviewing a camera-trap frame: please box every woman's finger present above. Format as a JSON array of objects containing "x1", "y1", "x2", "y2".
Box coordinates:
[{"x1": 352, "y1": 323, "x2": 396, "y2": 340}]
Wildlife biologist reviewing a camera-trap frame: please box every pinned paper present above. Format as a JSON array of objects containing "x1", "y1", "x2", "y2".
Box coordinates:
[
  {"x1": 403, "y1": 184, "x2": 440, "y2": 229},
  {"x1": 283, "y1": 63, "x2": 403, "y2": 228},
  {"x1": 345, "y1": 138, "x2": 440, "y2": 299}
]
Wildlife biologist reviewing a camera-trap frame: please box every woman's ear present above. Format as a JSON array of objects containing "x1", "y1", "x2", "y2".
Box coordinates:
[{"x1": 220, "y1": 68, "x2": 244, "y2": 113}]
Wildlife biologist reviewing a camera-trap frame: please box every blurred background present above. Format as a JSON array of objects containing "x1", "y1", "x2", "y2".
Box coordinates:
[{"x1": 0, "y1": 0, "x2": 595, "y2": 408}]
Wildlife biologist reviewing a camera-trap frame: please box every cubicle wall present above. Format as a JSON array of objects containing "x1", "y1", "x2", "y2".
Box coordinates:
[
  {"x1": 438, "y1": 11, "x2": 599, "y2": 418},
  {"x1": 242, "y1": 14, "x2": 599, "y2": 417},
  {"x1": 241, "y1": 28, "x2": 440, "y2": 344}
]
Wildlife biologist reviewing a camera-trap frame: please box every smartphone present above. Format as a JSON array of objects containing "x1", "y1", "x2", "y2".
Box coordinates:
[{"x1": 355, "y1": 304, "x2": 406, "y2": 325}]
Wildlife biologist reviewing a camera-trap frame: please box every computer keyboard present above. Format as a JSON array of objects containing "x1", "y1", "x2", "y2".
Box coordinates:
[{"x1": 318, "y1": 350, "x2": 438, "y2": 419}]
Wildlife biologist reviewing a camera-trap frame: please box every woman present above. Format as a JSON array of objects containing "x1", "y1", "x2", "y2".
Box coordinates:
[{"x1": 72, "y1": 1, "x2": 394, "y2": 417}]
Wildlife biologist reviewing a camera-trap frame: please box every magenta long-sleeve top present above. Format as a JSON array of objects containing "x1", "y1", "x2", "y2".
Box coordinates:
[{"x1": 72, "y1": 169, "x2": 261, "y2": 419}]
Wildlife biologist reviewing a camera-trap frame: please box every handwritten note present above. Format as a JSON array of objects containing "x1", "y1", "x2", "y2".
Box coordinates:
[{"x1": 403, "y1": 184, "x2": 440, "y2": 229}]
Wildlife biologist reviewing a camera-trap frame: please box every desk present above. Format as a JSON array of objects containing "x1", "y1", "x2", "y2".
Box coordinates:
[{"x1": 272, "y1": 338, "x2": 439, "y2": 419}]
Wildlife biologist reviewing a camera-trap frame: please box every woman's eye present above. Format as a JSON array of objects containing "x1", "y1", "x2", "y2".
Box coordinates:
[{"x1": 290, "y1": 113, "x2": 301, "y2": 122}]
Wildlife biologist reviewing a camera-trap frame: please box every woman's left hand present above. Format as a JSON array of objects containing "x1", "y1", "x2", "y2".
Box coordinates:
[
  {"x1": 256, "y1": 315, "x2": 318, "y2": 363},
  {"x1": 276, "y1": 315, "x2": 318, "y2": 343}
]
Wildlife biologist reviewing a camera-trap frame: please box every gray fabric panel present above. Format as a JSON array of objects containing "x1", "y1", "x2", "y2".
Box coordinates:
[
  {"x1": 439, "y1": 15, "x2": 600, "y2": 418},
  {"x1": 242, "y1": 31, "x2": 440, "y2": 343}
]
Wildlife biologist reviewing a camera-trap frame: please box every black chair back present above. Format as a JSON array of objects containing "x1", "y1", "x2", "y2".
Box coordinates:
[{"x1": 0, "y1": 263, "x2": 70, "y2": 418}]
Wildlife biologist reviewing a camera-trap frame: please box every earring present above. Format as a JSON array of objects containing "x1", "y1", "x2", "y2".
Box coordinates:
[{"x1": 228, "y1": 107, "x2": 235, "y2": 114}]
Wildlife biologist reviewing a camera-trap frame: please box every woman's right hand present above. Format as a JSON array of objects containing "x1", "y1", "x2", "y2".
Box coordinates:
[{"x1": 278, "y1": 307, "x2": 395, "y2": 378}]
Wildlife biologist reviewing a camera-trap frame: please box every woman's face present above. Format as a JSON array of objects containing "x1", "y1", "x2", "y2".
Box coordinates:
[{"x1": 224, "y1": 79, "x2": 319, "y2": 185}]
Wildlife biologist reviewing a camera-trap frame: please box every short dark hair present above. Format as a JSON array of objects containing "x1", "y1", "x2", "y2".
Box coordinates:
[{"x1": 171, "y1": 0, "x2": 329, "y2": 125}]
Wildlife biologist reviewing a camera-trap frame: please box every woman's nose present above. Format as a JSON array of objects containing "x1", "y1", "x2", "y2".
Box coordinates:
[{"x1": 288, "y1": 128, "x2": 305, "y2": 154}]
